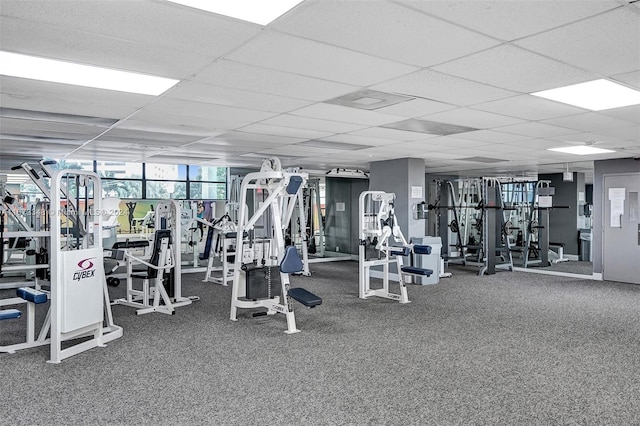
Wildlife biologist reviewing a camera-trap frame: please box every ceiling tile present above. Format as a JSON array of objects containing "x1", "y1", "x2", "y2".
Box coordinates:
[
  {"x1": 113, "y1": 120, "x2": 222, "y2": 138},
  {"x1": 420, "y1": 107, "x2": 525, "y2": 129},
  {"x1": 0, "y1": 117, "x2": 108, "y2": 137},
  {"x1": 496, "y1": 122, "x2": 581, "y2": 138},
  {"x1": 260, "y1": 114, "x2": 367, "y2": 134},
  {"x1": 144, "y1": 98, "x2": 278, "y2": 123},
  {"x1": 237, "y1": 123, "x2": 334, "y2": 140},
  {"x1": 597, "y1": 105, "x2": 640, "y2": 125},
  {"x1": 0, "y1": 17, "x2": 214, "y2": 79},
  {"x1": 290, "y1": 103, "x2": 405, "y2": 126},
  {"x1": 515, "y1": 8, "x2": 640, "y2": 76},
  {"x1": 432, "y1": 44, "x2": 597, "y2": 93},
  {"x1": 273, "y1": 0, "x2": 499, "y2": 67},
  {"x1": 207, "y1": 131, "x2": 305, "y2": 146},
  {"x1": 1, "y1": 0, "x2": 261, "y2": 57},
  {"x1": 382, "y1": 118, "x2": 478, "y2": 136},
  {"x1": 612, "y1": 71, "x2": 640, "y2": 90},
  {"x1": 375, "y1": 98, "x2": 456, "y2": 118},
  {"x1": 225, "y1": 31, "x2": 418, "y2": 86},
  {"x1": 167, "y1": 81, "x2": 311, "y2": 114},
  {"x1": 193, "y1": 60, "x2": 357, "y2": 102},
  {"x1": 321, "y1": 133, "x2": 407, "y2": 147},
  {"x1": 400, "y1": 0, "x2": 619, "y2": 41},
  {"x1": 453, "y1": 130, "x2": 531, "y2": 144},
  {"x1": 130, "y1": 110, "x2": 250, "y2": 131},
  {"x1": 0, "y1": 93, "x2": 136, "y2": 120},
  {"x1": 472, "y1": 95, "x2": 587, "y2": 121},
  {"x1": 347, "y1": 127, "x2": 438, "y2": 142},
  {"x1": 540, "y1": 112, "x2": 639, "y2": 134},
  {"x1": 0, "y1": 76, "x2": 153, "y2": 109},
  {"x1": 372, "y1": 70, "x2": 517, "y2": 106}
]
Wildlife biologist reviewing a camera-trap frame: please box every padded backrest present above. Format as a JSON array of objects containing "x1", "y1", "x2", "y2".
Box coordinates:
[
  {"x1": 148, "y1": 229, "x2": 172, "y2": 278},
  {"x1": 280, "y1": 246, "x2": 304, "y2": 274},
  {"x1": 286, "y1": 176, "x2": 303, "y2": 195}
]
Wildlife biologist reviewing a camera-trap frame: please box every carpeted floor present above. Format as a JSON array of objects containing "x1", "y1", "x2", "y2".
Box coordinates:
[{"x1": 2, "y1": 261, "x2": 640, "y2": 425}]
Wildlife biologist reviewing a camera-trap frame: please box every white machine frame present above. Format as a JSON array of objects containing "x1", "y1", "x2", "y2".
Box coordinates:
[
  {"x1": 229, "y1": 158, "x2": 309, "y2": 334},
  {"x1": 359, "y1": 191, "x2": 434, "y2": 304},
  {"x1": 113, "y1": 200, "x2": 198, "y2": 314},
  {"x1": 49, "y1": 169, "x2": 123, "y2": 363}
]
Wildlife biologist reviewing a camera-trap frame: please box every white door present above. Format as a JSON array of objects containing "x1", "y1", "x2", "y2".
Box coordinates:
[{"x1": 603, "y1": 173, "x2": 640, "y2": 284}]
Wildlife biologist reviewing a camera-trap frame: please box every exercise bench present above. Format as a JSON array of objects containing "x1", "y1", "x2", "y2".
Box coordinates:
[{"x1": 280, "y1": 246, "x2": 322, "y2": 308}]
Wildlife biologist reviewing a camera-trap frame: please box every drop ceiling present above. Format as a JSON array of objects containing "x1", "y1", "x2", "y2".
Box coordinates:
[{"x1": 1, "y1": 0, "x2": 639, "y2": 180}]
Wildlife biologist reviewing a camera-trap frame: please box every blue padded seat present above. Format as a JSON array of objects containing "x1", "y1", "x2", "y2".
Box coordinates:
[
  {"x1": 413, "y1": 245, "x2": 432, "y2": 255},
  {"x1": 17, "y1": 287, "x2": 48, "y2": 304},
  {"x1": 288, "y1": 288, "x2": 322, "y2": 308},
  {"x1": 0, "y1": 309, "x2": 22, "y2": 320},
  {"x1": 401, "y1": 266, "x2": 433, "y2": 276},
  {"x1": 280, "y1": 246, "x2": 304, "y2": 274}
]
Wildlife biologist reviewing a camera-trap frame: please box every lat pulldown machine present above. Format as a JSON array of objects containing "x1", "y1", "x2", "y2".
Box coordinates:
[{"x1": 229, "y1": 158, "x2": 321, "y2": 334}]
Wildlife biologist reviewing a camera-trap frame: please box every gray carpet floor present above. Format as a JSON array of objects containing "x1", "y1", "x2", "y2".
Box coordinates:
[{"x1": 2, "y1": 261, "x2": 640, "y2": 425}]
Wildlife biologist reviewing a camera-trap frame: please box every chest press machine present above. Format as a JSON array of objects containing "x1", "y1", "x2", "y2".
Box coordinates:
[
  {"x1": 113, "y1": 200, "x2": 199, "y2": 315},
  {"x1": 229, "y1": 158, "x2": 321, "y2": 334},
  {"x1": 359, "y1": 191, "x2": 434, "y2": 304}
]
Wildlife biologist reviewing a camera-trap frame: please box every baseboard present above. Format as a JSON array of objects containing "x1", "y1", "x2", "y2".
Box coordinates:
[{"x1": 592, "y1": 272, "x2": 603, "y2": 281}]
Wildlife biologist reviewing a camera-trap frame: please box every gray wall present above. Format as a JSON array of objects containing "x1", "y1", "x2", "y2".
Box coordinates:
[
  {"x1": 538, "y1": 172, "x2": 585, "y2": 255},
  {"x1": 324, "y1": 177, "x2": 369, "y2": 255},
  {"x1": 593, "y1": 158, "x2": 640, "y2": 274},
  {"x1": 369, "y1": 158, "x2": 426, "y2": 240}
]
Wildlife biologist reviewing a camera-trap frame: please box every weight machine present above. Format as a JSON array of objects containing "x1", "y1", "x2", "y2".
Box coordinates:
[
  {"x1": 229, "y1": 158, "x2": 321, "y2": 334},
  {"x1": 359, "y1": 191, "x2": 433, "y2": 304},
  {"x1": 48, "y1": 169, "x2": 123, "y2": 362},
  {"x1": 502, "y1": 180, "x2": 568, "y2": 267},
  {"x1": 201, "y1": 213, "x2": 239, "y2": 286},
  {"x1": 429, "y1": 178, "x2": 513, "y2": 276},
  {"x1": 112, "y1": 200, "x2": 199, "y2": 315}
]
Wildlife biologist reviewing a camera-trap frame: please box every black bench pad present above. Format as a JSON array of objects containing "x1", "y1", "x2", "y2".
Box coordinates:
[
  {"x1": 401, "y1": 266, "x2": 433, "y2": 276},
  {"x1": 288, "y1": 288, "x2": 322, "y2": 308}
]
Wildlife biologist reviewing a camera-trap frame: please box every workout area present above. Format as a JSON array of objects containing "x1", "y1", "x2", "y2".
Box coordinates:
[{"x1": 1, "y1": 1, "x2": 640, "y2": 424}]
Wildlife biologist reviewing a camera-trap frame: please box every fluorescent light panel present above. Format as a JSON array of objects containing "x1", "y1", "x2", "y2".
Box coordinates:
[
  {"x1": 532, "y1": 79, "x2": 640, "y2": 111},
  {"x1": 0, "y1": 51, "x2": 179, "y2": 96},
  {"x1": 165, "y1": 0, "x2": 304, "y2": 25},
  {"x1": 547, "y1": 146, "x2": 615, "y2": 155}
]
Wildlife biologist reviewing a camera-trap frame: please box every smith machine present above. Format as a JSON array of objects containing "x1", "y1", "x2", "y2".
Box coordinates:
[
  {"x1": 502, "y1": 180, "x2": 568, "y2": 267},
  {"x1": 429, "y1": 178, "x2": 514, "y2": 276}
]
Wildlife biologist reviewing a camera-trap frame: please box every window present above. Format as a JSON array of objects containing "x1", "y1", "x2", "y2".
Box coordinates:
[
  {"x1": 96, "y1": 161, "x2": 142, "y2": 179},
  {"x1": 146, "y1": 181, "x2": 187, "y2": 199}
]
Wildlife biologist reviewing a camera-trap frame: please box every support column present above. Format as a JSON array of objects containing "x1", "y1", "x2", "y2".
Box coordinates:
[{"x1": 369, "y1": 158, "x2": 426, "y2": 240}]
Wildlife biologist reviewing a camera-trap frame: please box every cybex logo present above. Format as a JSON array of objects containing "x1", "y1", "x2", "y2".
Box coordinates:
[
  {"x1": 73, "y1": 257, "x2": 96, "y2": 281},
  {"x1": 77, "y1": 258, "x2": 94, "y2": 270}
]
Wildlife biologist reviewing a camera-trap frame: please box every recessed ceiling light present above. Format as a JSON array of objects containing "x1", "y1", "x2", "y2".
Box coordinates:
[
  {"x1": 165, "y1": 0, "x2": 304, "y2": 25},
  {"x1": 547, "y1": 146, "x2": 615, "y2": 155},
  {"x1": 325, "y1": 89, "x2": 413, "y2": 110},
  {"x1": 352, "y1": 97, "x2": 384, "y2": 106},
  {"x1": 531, "y1": 79, "x2": 640, "y2": 111},
  {"x1": 0, "y1": 51, "x2": 179, "y2": 96}
]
